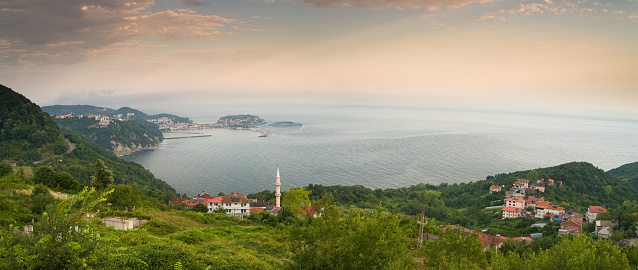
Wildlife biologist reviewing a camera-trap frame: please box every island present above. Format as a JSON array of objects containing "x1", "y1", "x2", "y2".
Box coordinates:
[
  {"x1": 268, "y1": 121, "x2": 302, "y2": 127},
  {"x1": 216, "y1": 114, "x2": 266, "y2": 126}
]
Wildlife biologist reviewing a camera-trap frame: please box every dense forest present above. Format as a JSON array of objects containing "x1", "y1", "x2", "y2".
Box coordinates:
[
  {"x1": 608, "y1": 161, "x2": 638, "y2": 189},
  {"x1": 0, "y1": 85, "x2": 175, "y2": 204},
  {"x1": 0, "y1": 85, "x2": 68, "y2": 163},
  {"x1": 55, "y1": 117, "x2": 163, "y2": 155}
]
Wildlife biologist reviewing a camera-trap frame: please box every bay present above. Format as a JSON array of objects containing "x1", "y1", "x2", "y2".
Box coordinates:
[{"x1": 122, "y1": 105, "x2": 638, "y2": 197}]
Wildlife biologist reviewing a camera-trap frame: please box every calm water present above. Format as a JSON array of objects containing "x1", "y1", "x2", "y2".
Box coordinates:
[{"x1": 122, "y1": 105, "x2": 638, "y2": 197}]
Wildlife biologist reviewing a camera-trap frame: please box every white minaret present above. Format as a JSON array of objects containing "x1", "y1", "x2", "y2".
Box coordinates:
[{"x1": 275, "y1": 167, "x2": 281, "y2": 207}]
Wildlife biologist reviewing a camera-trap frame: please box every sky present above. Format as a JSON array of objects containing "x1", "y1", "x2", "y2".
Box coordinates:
[{"x1": 1, "y1": 0, "x2": 637, "y2": 117}]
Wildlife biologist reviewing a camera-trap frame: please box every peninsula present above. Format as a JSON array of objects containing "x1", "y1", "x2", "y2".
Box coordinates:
[{"x1": 269, "y1": 121, "x2": 302, "y2": 127}]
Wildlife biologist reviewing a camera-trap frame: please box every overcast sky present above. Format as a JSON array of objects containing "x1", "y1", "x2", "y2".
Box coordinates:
[{"x1": 1, "y1": 0, "x2": 637, "y2": 117}]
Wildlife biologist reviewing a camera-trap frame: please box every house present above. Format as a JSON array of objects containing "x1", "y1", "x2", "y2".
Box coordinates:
[
  {"x1": 512, "y1": 237, "x2": 532, "y2": 245},
  {"x1": 547, "y1": 179, "x2": 555, "y2": 185},
  {"x1": 516, "y1": 179, "x2": 530, "y2": 188},
  {"x1": 595, "y1": 220, "x2": 617, "y2": 238},
  {"x1": 489, "y1": 185, "x2": 502, "y2": 193},
  {"x1": 559, "y1": 218, "x2": 583, "y2": 236},
  {"x1": 587, "y1": 206, "x2": 607, "y2": 222},
  {"x1": 533, "y1": 182, "x2": 545, "y2": 192},
  {"x1": 207, "y1": 197, "x2": 223, "y2": 212},
  {"x1": 220, "y1": 192, "x2": 251, "y2": 217},
  {"x1": 535, "y1": 201, "x2": 564, "y2": 219},
  {"x1": 505, "y1": 198, "x2": 525, "y2": 209},
  {"x1": 502, "y1": 207, "x2": 523, "y2": 219},
  {"x1": 442, "y1": 226, "x2": 508, "y2": 251},
  {"x1": 169, "y1": 198, "x2": 190, "y2": 205}
]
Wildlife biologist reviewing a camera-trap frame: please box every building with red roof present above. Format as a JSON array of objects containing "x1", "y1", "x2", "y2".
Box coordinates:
[
  {"x1": 502, "y1": 207, "x2": 523, "y2": 219},
  {"x1": 169, "y1": 198, "x2": 190, "y2": 205},
  {"x1": 535, "y1": 202, "x2": 564, "y2": 219},
  {"x1": 442, "y1": 226, "x2": 508, "y2": 251},
  {"x1": 489, "y1": 185, "x2": 502, "y2": 194},
  {"x1": 505, "y1": 198, "x2": 525, "y2": 209},
  {"x1": 587, "y1": 206, "x2": 607, "y2": 222}
]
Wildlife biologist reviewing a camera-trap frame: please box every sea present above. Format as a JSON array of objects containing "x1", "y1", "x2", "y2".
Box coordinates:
[{"x1": 122, "y1": 105, "x2": 638, "y2": 197}]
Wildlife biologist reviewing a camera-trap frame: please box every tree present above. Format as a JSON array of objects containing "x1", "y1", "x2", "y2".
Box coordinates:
[
  {"x1": 93, "y1": 159, "x2": 113, "y2": 189},
  {"x1": 217, "y1": 192, "x2": 225, "y2": 197},
  {"x1": 0, "y1": 161, "x2": 12, "y2": 177},
  {"x1": 282, "y1": 186, "x2": 311, "y2": 217},
  {"x1": 107, "y1": 184, "x2": 138, "y2": 208},
  {"x1": 190, "y1": 204, "x2": 209, "y2": 213},
  {"x1": 288, "y1": 206, "x2": 415, "y2": 269},
  {"x1": 1, "y1": 187, "x2": 111, "y2": 269},
  {"x1": 527, "y1": 170, "x2": 539, "y2": 182},
  {"x1": 34, "y1": 166, "x2": 58, "y2": 187}
]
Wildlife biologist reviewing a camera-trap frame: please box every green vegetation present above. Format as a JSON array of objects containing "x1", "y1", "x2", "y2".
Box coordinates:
[
  {"x1": 55, "y1": 117, "x2": 163, "y2": 155},
  {"x1": 42, "y1": 105, "x2": 192, "y2": 124},
  {"x1": 0, "y1": 84, "x2": 67, "y2": 164},
  {"x1": 269, "y1": 121, "x2": 302, "y2": 126},
  {"x1": 216, "y1": 114, "x2": 266, "y2": 126},
  {"x1": 608, "y1": 161, "x2": 638, "y2": 189}
]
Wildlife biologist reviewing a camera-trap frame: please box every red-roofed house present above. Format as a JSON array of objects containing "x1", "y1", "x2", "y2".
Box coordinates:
[
  {"x1": 533, "y1": 182, "x2": 545, "y2": 192},
  {"x1": 207, "y1": 197, "x2": 223, "y2": 212},
  {"x1": 535, "y1": 202, "x2": 564, "y2": 218},
  {"x1": 559, "y1": 218, "x2": 583, "y2": 235},
  {"x1": 169, "y1": 198, "x2": 189, "y2": 205},
  {"x1": 442, "y1": 226, "x2": 509, "y2": 251},
  {"x1": 505, "y1": 198, "x2": 525, "y2": 209},
  {"x1": 502, "y1": 207, "x2": 523, "y2": 219},
  {"x1": 587, "y1": 206, "x2": 607, "y2": 222},
  {"x1": 548, "y1": 179, "x2": 555, "y2": 185},
  {"x1": 516, "y1": 179, "x2": 530, "y2": 188},
  {"x1": 489, "y1": 185, "x2": 502, "y2": 194}
]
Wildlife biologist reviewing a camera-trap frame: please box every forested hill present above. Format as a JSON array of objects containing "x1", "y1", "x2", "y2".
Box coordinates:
[
  {"x1": 42, "y1": 104, "x2": 192, "y2": 124},
  {"x1": 0, "y1": 85, "x2": 68, "y2": 163},
  {"x1": 608, "y1": 161, "x2": 638, "y2": 189},
  {"x1": 302, "y1": 162, "x2": 638, "y2": 218},
  {"x1": 0, "y1": 85, "x2": 175, "y2": 195},
  {"x1": 55, "y1": 117, "x2": 163, "y2": 156}
]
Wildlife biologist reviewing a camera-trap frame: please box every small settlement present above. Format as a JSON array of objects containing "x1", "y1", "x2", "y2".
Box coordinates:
[
  {"x1": 496, "y1": 178, "x2": 614, "y2": 238},
  {"x1": 168, "y1": 168, "x2": 316, "y2": 218}
]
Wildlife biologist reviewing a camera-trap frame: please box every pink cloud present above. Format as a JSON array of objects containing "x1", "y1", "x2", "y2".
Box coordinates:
[
  {"x1": 278, "y1": 0, "x2": 502, "y2": 10},
  {"x1": 0, "y1": 0, "x2": 233, "y2": 66}
]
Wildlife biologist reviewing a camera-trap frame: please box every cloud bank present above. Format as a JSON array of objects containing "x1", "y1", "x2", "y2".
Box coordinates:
[
  {"x1": 277, "y1": 0, "x2": 500, "y2": 10},
  {"x1": 0, "y1": 0, "x2": 232, "y2": 66}
]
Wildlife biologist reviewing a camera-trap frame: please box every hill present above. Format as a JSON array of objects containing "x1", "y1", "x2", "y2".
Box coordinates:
[
  {"x1": 42, "y1": 104, "x2": 192, "y2": 124},
  {"x1": 608, "y1": 161, "x2": 638, "y2": 189},
  {"x1": 54, "y1": 117, "x2": 164, "y2": 156},
  {"x1": 216, "y1": 114, "x2": 266, "y2": 126},
  {"x1": 0, "y1": 85, "x2": 68, "y2": 163},
  {"x1": 0, "y1": 85, "x2": 175, "y2": 196}
]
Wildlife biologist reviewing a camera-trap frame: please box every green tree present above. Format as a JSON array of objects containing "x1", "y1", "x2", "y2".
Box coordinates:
[
  {"x1": 0, "y1": 161, "x2": 12, "y2": 177},
  {"x1": 190, "y1": 204, "x2": 209, "y2": 213},
  {"x1": 93, "y1": 159, "x2": 113, "y2": 189},
  {"x1": 282, "y1": 186, "x2": 311, "y2": 217},
  {"x1": 30, "y1": 190, "x2": 55, "y2": 215},
  {"x1": 107, "y1": 184, "x2": 139, "y2": 208},
  {"x1": 288, "y1": 206, "x2": 415, "y2": 269},
  {"x1": 527, "y1": 170, "x2": 539, "y2": 182},
  {"x1": 1, "y1": 187, "x2": 111, "y2": 269}
]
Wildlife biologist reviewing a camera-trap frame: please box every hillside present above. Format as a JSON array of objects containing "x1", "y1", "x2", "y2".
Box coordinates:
[
  {"x1": 608, "y1": 161, "x2": 638, "y2": 189},
  {"x1": 42, "y1": 104, "x2": 192, "y2": 124},
  {"x1": 0, "y1": 85, "x2": 68, "y2": 163},
  {"x1": 216, "y1": 114, "x2": 266, "y2": 126},
  {"x1": 297, "y1": 162, "x2": 638, "y2": 230},
  {"x1": 0, "y1": 85, "x2": 175, "y2": 196},
  {"x1": 55, "y1": 117, "x2": 164, "y2": 156}
]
